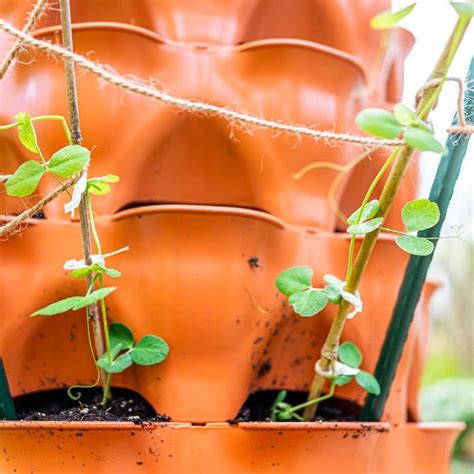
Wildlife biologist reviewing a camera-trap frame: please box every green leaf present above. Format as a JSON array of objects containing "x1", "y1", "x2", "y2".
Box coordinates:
[
  {"x1": 325, "y1": 285, "x2": 342, "y2": 305},
  {"x1": 48, "y1": 145, "x2": 90, "y2": 178},
  {"x1": 274, "y1": 390, "x2": 287, "y2": 405},
  {"x1": 31, "y1": 287, "x2": 116, "y2": 316},
  {"x1": 70, "y1": 264, "x2": 121, "y2": 279},
  {"x1": 347, "y1": 199, "x2": 380, "y2": 225},
  {"x1": 277, "y1": 411, "x2": 293, "y2": 421},
  {"x1": 396, "y1": 235, "x2": 434, "y2": 256},
  {"x1": 339, "y1": 342, "x2": 363, "y2": 368},
  {"x1": 402, "y1": 199, "x2": 440, "y2": 232},
  {"x1": 71, "y1": 287, "x2": 116, "y2": 310},
  {"x1": 403, "y1": 126, "x2": 444, "y2": 153},
  {"x1": 109, "y1": 323, "x2": 134, "y2": 350},
  {"x1": 334, "y1": 375, "x2": 353, "y2": 386},
  {"x1": 15, "y1": 112, "x2": 39, "y2": 154},
  {"x1": 275, "y1": 266, "x2": 313, "y2": 296},
  {"x1": 347, "y1": 217, "x2": 383, "y2": 235},
  {"x1": 355, "y1": 371, "x2": 381, "y2": 395},
  {"x1": 31, "y1": 296, "x2": 84, "y2": 316},
  {"x1": 276, "y1": 402, "x2": 293, "y2": 410},
  {"x1": 393, "y1": 103, "x2": 418, "y2": 126},
  {"x1": 87, "y1": 174, "x2": 120, "y2": 195},
  {"x1": 356, "y1": 108, "x2": 402, "y2": 139},
  {"x1": 271, "y1": 390, "x2": 288, "y2": 421},
  {"x1": 103, "y1": 267, "x2": 121, "y2": 278},
  {"x1": 6, "y1": 160, "x2": 45, "y2": 197},
  {"x1": 451, "y1": 1, "x2": 474, "y2": 17},
  {"x1": 370, "y1": 3, "x2": 416, "y2": 29},
  {"x1": 288, "y1": 289, "x2": 328, "y2": 317},
  {"x1": 131, "y1": 335, "x2": 169, "y2": 366},
  {"x1": 98, "y1": 351, "x2": 133, "y2": 374}
]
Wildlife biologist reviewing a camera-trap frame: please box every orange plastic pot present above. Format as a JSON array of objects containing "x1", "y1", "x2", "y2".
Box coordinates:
[
  {"x1": 0, "y1": 23, "x2": 366, "y2": 229},
  {"x1": 0, "y1": 420, "x2": 462, "y2": 473},
  {"x1": 6, "y1": 0, "x2": 411, "y2": 100},
  {"x1": 1, "y1": 205, "x2": 433, "y2": 423}
]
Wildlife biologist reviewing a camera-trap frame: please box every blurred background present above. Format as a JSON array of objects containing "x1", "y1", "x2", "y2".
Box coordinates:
[{"x1": 393, "y1": 1, "x2": 473, "y2": 472}]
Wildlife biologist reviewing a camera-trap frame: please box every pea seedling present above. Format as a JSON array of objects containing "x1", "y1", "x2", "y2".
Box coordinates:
[
  {"x1": 1, "y1": 112, "x2": 169, "y2": 406},
  {"x1": 274, "y1": 1, "x2": 472, "y2": 421}
]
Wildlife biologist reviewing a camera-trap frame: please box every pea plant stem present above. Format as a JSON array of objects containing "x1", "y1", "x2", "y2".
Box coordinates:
[
  {"x1": 302, "y1": 16, "x2": 471, "y2": 422},
  {"x1": 86, "y1": 193, "x2": 114, "y2": 405},
  {"x1": 59, "y1": 0, "x2": 108, "y2": 397}
]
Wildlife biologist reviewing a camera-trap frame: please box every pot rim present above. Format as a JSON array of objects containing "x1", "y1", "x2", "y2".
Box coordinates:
[
  {"x1": 0, "y1": 420, "x2": 464, "y2": 432},
  {"x1": 0, "y1": 204, "x2": 404, "y2": 243},
  {"x1": 31, "y1": 21, "x2": 368, "y2": 83},
  {"x1": 1, "y1": 203, "x2": 402, "y2": 241}
]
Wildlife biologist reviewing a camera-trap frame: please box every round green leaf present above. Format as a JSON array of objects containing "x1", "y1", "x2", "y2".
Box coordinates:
[
  {"x1": 334, "y1": 375, "x2": 353, "y2": 386},
  {"x1": 393, "y1": 103, "x2": 418, "y2": 126},
  {"x1": 109, "y1": 323, "x2": 134, "y2": 350},
  {"x1": 370, "y1": 3, "x2": 416, "y2": 29},
  {"x1": 6, "y1": 160, "x2": 45, "y2": 197},
  {"x1": 277, "y1": 411, "x2": 293, "y2": 421},
  {"x1": 15, "y1": 112, "x2": 39, "y2": 154},
  {"x1": 338, "y1": 342, "x2": 363, "y2": 368},
  {"x1": 48, "y1": 144, "x2": 90, "y2": 178},
  {"x1": 275, "y1": 266, "x2": 313, "y2": 296},
  {"x1": 402, "y1": 199, "x2": 440, "y2": 232},
  {"x1": 356, "y1": 108, "x2": 402, "y2": 139},
  {"x1": 325, "y1": 285, "x2": 341, "y2": 304},
  {"x1": 403, "y1": 126, "x2": 444, "y2": 153},
  {"x1": 355, "y1": 371, "x2": 381, "y2": 395},
  {"x1": 98, "y1": 351, "x2": 133, "y2": 374},
  {"x1": 288, "y1": 289, "x2": 328, "y2": 317},
  {"x1": 347, "y1": 217, "x2": 383, "y2": 235},
  {"x1": 396, "y1": 235, "x2": 434, "y2": 256},
  {"x1": 131, "y1": 335, "x2": 169, "y2": 366},
  {"x1": 347, "y1": 199, "x2": 381, "y2": 225}
]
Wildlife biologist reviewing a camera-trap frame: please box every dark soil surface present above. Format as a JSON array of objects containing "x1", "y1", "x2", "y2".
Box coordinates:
[
  {"x1": 14, "y1": 388, "x2": 358, "y2": 424},
  {"x1": 229, "y1": 390, "x2": 360, "y2": 423},
  {"x1": 15, "y1": 388, "x2": 170, "y2": 423}
]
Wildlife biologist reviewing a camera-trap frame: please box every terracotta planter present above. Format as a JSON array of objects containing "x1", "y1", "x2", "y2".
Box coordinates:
[
  {"x1": 3, "y1": 0, "x2": 412, "y2": 101},
  {"x1": 1, "y1": 205, "x2": 433, "y2": 423},
  {"x1": 0, "y1": 23, "x2": 366, "y2": 229},
  {"x1": 0, "y1": 420, "x2": 462, "y2": 473}
]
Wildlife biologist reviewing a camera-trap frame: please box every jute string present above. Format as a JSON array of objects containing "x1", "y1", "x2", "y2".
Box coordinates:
[{"x1": 0, "y1": 0, "x2": 48, "y2": 79}]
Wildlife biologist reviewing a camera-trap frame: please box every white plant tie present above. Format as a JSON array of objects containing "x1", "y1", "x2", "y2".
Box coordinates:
[
  {"x1": 63, "y1": 246, "x2": 129, "y2": 270},
  {"x1": 314, "y1": 359, "x2": 359, "y2": 379},
  {"x1": 64, "y1": 172, "x2": 87, "y2": 215},
  {"x1": 324, "y1": 274, "x2": 363, "y2": 319},
  {"x1": 340, "y1": 286, "x2": 362, "y2": 319}
]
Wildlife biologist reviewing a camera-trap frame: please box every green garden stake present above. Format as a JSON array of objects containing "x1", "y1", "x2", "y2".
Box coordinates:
[
  {"x1": 361, "y1": 57, "x2": 474, "y2": 421},
  {"x1": 0, "y1": 359, "x2": 16, "y2": 420}
]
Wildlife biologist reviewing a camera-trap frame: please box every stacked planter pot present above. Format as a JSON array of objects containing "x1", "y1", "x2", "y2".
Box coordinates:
[{"x1": 0, "y1": 1, "x2": 461, "y2": 473}]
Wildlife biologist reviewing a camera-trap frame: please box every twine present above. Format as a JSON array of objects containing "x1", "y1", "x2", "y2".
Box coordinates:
[
  {"x1": 0, "y1": 175, "x2": 78, "y2": 237},
  {"x1": 0, "y1": 0, "x2": 48, "y2": 79},
  {"x1": 0, "y1": 19, "x2": 405, "y2": 148}
]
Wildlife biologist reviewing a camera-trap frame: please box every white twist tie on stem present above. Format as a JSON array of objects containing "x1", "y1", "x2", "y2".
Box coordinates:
[
  {"x1": 64, "y1": 246, "x2": 129, "y2": 270},
  {"x1": 340, "y1": 285, "x2": 362, "y2": 319},
  {"x1": 314, "y1": 360, "x2": 359, "y2": 379},
  {"x1": 64, "y1": 172, "x2": 87, "y2": 215}
]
